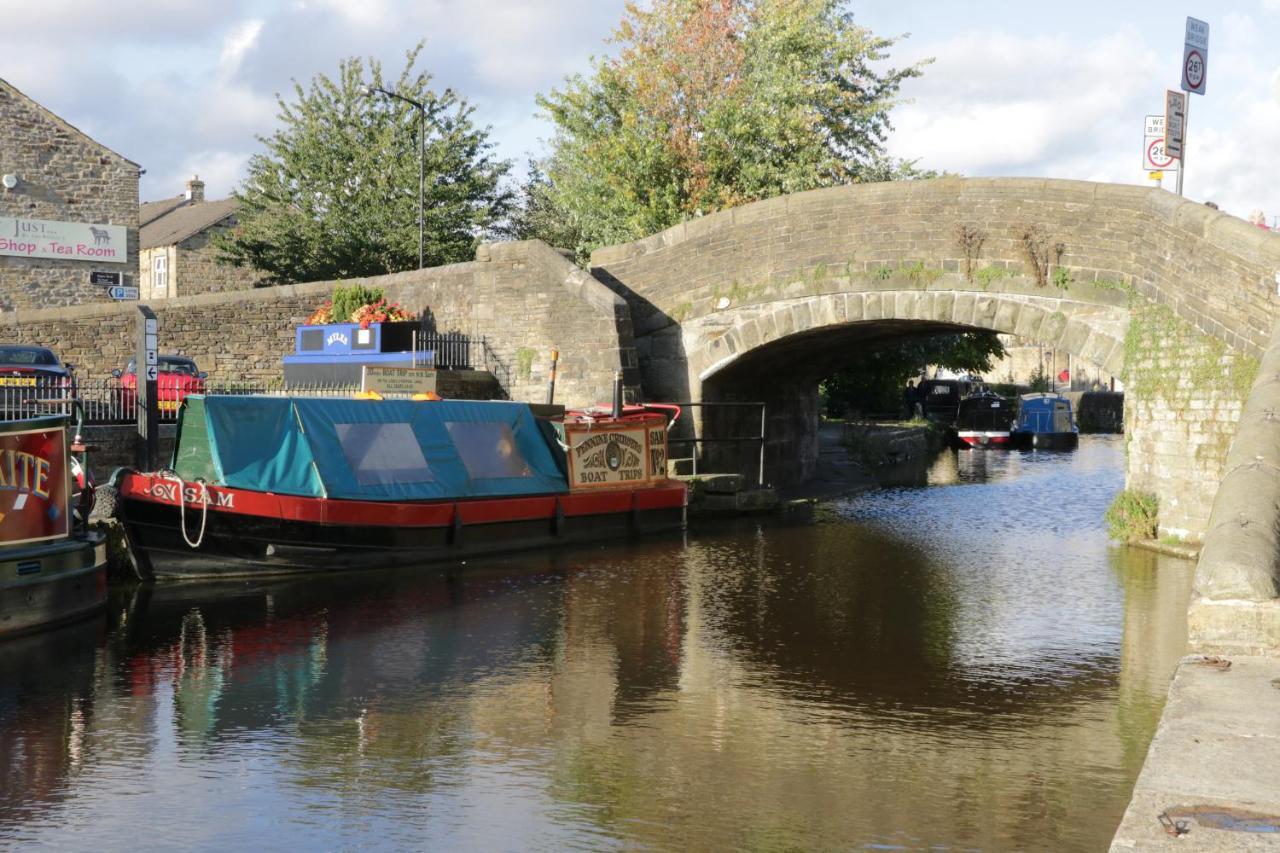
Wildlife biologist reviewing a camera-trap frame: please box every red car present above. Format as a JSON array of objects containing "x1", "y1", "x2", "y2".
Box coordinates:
[{"x1": 114, "y1": 354, "x2": 207, "y2": 415}]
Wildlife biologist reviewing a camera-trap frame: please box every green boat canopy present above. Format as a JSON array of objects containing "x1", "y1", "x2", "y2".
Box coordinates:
[{"x1": 171, "y1": 396, "x2": 568, "y2": 501}]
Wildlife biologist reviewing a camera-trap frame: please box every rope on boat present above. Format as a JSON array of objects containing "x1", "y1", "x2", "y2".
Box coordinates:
[{"x1": 161, "y1": 470, "x2": 209, "y2": 549}]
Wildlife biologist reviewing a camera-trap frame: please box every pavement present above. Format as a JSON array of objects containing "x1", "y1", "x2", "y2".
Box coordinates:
[{"x1": 1111, "y1": 654, "x2": 1280, "y2": 850}]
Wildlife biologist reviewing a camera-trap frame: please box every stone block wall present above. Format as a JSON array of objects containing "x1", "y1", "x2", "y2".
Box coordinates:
[
  {"x1": 0, "y1": 78, "x2": 139, "y2": 311},
  {"x1": 0, "y1": 240, "x2": 635, "y2": 408},
  {"x1": 592, "y1": 179, "x2": 1280, "y2": 360},
  {"x1": 173, "y1": 224, "x2": 264, "y2": 296},
  {"x1": 1123, "y1": 300, "x2": 1256, "y2": 540}
]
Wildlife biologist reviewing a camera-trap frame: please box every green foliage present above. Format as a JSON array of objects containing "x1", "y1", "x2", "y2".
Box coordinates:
[
  {"x1": 975, "y1": 265, "x2": 1010, "y2": 288},
  {"x1": 522, "y1": 0, "x2": 931, "y2": 261},
  {"x1": 1027, "y1": 364, "x2": 1052, "y2": 392},
  {"x1": 874, "y1": 264, "x2": 894, "y2": 280},
  {"x1": 820, "y1": 332, "x2": 1006, "y2": 416},
  {"x1": 1051, "y1": 266, "x2": 1072, "y2": 289},
  {"x1": 902, "y1": 260, "x2": 942, "y2": 284},
  {"x1": 1105, "y1": 490, "x2": 1159, "y2": 543},
  {"x1": 218, "y1": 43, "x2": 512, "y2": 284},
  {"x1": 331, "y1": 284, "x2": 384, "y2": 323}
]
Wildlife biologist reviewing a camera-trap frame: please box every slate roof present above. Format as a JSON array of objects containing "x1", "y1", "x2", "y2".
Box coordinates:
[
  {"x1": 140, "y1": 198, "x2": 238, "y2": 249},
  {"x1": 140, "y1": 196, "x2": 187, "y2": 227}
]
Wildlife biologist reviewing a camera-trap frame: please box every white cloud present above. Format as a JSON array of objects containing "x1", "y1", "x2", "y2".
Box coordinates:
[
  {"x1": 219, "y1": 19, "x2": 265, "y2": 77},
  {"x1": 885, "y1": 21, "x2": 1280, "y2": 221}
]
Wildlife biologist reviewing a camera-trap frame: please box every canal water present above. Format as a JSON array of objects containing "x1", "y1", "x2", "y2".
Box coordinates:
[{"x1": 0, "y1": 435, "x2": 1193, "y2": 851}]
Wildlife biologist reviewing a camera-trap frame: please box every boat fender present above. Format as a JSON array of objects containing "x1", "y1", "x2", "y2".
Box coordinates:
[{"x1": 160, "y1": 470, "x2": 209, "y2": 549}]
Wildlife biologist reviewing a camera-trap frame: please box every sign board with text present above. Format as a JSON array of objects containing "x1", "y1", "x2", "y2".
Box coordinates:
[
  {"x1": 0, "y1": 423, "x2": 70, "y2": 546},
  {"x1": 108, "y1": 286, "x2": 139, "y2": 301},
  {"x1": 1164, "y1": 90, "x2": 1186, "y2": 159},
  {"x1": 1181, "y1": 17, "x2": 1209, "y2": 95},
  {"x1": 361, "y1": 366, "x2": 438, "y2": 396},
  {"x1": 0, "y1": 217, "x2": 127, "y2": 264},
  {"x1": 90, "y1": 270, "x2": 122, "y2": 287},
  {"x1": 1143, "y1": 115, "x2": 1177, "y2": 171}
]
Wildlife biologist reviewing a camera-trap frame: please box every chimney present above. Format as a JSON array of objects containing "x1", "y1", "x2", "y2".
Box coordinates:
[{"x1": 185, "y1": 175, "x2": 205, "y2": 203}]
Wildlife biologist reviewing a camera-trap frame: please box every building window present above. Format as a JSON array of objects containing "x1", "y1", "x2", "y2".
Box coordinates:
[{"x1": 152, "y1": 255, "x2": 168, "y2": 296}]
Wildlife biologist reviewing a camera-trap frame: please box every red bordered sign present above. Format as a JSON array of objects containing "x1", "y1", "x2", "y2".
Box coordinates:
[{"x1": 0, "y1": 425, "x2": 70, "y2": 545}]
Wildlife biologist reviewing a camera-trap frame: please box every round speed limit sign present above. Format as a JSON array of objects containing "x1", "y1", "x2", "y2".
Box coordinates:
[
  {"x1": 1184, "y1": 49, "x2": 1205, "y2": 90},
  {"x1": 1147, "y1": 138, "x2": 1175, "y2": 170}
]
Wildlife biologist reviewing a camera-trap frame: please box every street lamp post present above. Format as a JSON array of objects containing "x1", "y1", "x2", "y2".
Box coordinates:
[{"x1": 359, "y1": 84, "x2": 425, "y2": 270}]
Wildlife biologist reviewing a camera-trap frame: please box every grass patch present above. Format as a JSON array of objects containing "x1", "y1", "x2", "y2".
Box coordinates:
[{"x1": 1105, "y1": 490, "x2": 1159, "y2": 543}]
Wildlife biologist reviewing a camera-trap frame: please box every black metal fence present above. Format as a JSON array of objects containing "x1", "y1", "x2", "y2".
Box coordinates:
[
  {"x1": 0, "y1": 333, "x2": 515, "y2": 425},
  {"x1": 0, "y1": 379, "x2": 364, "y2": 425}
]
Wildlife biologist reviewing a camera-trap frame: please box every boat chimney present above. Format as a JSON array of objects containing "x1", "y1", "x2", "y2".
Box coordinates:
[{"x1": 611, "y1": 370, "x2": 624, "y2": 418}]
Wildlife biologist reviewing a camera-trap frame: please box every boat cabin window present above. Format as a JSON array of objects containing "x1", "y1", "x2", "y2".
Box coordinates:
[
  {"x1": 445, "y1": 421, "x2": 531, "y2": 479},
  {"x1": 335, "y1": 422, "x2": 434, "y2": 486}
]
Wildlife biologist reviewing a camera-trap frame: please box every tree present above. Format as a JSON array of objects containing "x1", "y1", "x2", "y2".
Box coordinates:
[
  {"x1": 820, "y1": 332, "x2": 1006, "y2": 417},
  {"x1": 519, "y1": 0, "x2": 928, "y2": 259},
  {"x1": 219, "y1": 44, "x2": 512, "y2": 284}
]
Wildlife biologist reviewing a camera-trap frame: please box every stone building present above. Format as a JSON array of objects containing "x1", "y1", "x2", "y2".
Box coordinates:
[
  {"x1": 978, "y1": 334, "x2": 1120, "y2": 392},
  {"x1": 0, "y1": 77, "x2": 140, "y2": 311},
  {"x1": 139, "y1": 177, "x2": 262, "y2": 299}
]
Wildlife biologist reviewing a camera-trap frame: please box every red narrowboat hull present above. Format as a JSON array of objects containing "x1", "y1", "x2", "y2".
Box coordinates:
[
  {"x1": 115, "y1": 472, "x2": 687, "y2": 580},
  {"x1": 957, "y1": 430, "x2": 1012, "y2": 449}
]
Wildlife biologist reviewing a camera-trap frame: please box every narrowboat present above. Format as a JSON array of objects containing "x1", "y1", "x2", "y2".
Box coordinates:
[
  {"x1": 954, "y1": 392, "x2": 1016, "y2": 448},
  {"x1": 0, "y1": 413, "x2": 107, "y2": 637},
  {"x1": 111, "y1": 395, "x2": 686, "y2": 580},
  {"x1": 1012, "y1": 393, "x2": 1080, "y2": 449}
]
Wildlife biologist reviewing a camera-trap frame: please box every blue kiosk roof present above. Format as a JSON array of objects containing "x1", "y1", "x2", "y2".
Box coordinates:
[{"x1": 173, "y1": 396, "x2": 568, "y2": 501}]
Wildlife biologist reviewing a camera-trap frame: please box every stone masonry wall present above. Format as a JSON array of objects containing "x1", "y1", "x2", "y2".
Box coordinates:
[
  {"x1": 0, "y1": 78, "x2": 139, "y2": 310},
  {"x1": 591, "y1": 178, "x2": 1280, "y2": 533},
  {"x1": 1124, "y1": 300, "x2": 1257, "y2": 540},
  {"x1": 591, "y1": 179, "x2": 1280, "y2": 360},
  {"x1": 0, "y1": 240, "x2": 634, "y2": 408},
  {"x1": 174, "y1": 222, "x2": 264, "y2": 297}
]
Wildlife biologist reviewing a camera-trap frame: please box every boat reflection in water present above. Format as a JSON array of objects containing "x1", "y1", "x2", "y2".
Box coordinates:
[{"x1": 0, "y1": 437, "x2": 1194, "y2": 851}]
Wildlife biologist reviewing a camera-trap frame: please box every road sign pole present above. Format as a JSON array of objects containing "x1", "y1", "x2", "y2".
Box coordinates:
[
  {"x1": 135, "y1": 305, "x2": 159, "y2": 470},
  {"x1": 1176, "y1": 96, "x2": 1189, "y2": 197}
]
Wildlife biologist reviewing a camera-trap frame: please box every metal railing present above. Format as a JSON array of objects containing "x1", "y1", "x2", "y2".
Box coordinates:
[
  {"x1": 409, "y1": 331, "x2": 477, "y2": 370},
  {"x1": 0, "y1": 379, "x2": 367, "y2": 425},
  {"x1": 665, "y1": 401, "x2": 767, "y2": 486}
]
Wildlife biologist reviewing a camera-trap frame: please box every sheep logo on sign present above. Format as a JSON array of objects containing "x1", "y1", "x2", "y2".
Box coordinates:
[{"x1": 89, "y1": 227, "x2": 111, "y2": 245}]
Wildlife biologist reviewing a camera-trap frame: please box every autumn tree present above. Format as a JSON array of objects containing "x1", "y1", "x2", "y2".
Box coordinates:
[
  {"x1": 220, "y1": 44, "x2": 512, "y2": 284},
  {"x1": 519, "y1": 0, "x2": 928, "y2": 259}
]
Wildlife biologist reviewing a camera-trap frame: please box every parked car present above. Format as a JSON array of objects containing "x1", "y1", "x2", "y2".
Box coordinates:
[
  {"x1": 114, "y1": 354, "x2": 207, "y2": 415},
  {"x1": 0, "y1": 345, "x2": 76, "y2": 417}
]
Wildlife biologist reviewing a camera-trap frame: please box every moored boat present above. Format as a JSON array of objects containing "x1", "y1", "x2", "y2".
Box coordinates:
[
  {"x1": 1012, "y1": 393, "x2": 1080, "y2": 449},
  {"x1": 0, "y1": 413, "x2": 107, "y2": 638},
  {"x1": 112, "y1": 395, "x2": 686, "y2": 580},
  {"x1": 954, "y1": 392, "x2": 1016, "y2": 448}
]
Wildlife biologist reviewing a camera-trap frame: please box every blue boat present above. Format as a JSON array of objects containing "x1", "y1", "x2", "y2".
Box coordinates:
[{"x1": 1012, "y1": 393, "x2": 1079, "y2": 450}]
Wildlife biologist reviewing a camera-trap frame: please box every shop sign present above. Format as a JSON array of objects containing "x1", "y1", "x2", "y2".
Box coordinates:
[
  {"x1": 0, "y1": 424, "x2": 69, "y2": 545},
  {"x1": 0, "y1": 216, "x2": 128, "y2": 264}
]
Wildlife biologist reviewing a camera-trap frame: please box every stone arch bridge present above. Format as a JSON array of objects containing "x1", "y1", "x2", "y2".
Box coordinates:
[{"x1": 591, "y1": 178, "x2": 1280, "y2": 648}]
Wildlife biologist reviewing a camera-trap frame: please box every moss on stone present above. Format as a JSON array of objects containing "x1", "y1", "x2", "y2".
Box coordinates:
[{"x1": 515, "y1": 347, "x2": 535, "y2": 382}]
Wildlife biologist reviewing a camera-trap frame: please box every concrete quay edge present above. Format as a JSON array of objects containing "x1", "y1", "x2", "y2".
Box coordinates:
[{"x1": 1110, "y1": 654, "x2": 1280, "y2": 851}]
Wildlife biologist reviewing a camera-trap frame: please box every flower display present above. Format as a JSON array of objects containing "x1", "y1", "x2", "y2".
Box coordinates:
[
  {"x1": 306, "y1": 300, "x2": 335, "y2": 325},
  {"x1": 305, "y1": 286, "x2": 416, "y2": 328},
  {"x1": 351, "y1": 298, "x2": 414, "y2": 330}
]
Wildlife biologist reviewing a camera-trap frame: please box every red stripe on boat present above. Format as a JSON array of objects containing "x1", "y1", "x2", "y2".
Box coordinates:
[{"x1": 117, "y1": 472, "x2": 685, "y2": 528}]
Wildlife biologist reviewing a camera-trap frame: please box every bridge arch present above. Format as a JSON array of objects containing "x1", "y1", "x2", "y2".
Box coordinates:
[{"x1": 592, "y1": 177, "x2": 1280, "y2": 542}]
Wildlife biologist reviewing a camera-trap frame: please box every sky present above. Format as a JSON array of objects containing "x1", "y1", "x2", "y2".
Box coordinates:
[{"x1": 3, "y1": 0, "x2": 1277, "y2": 224}]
